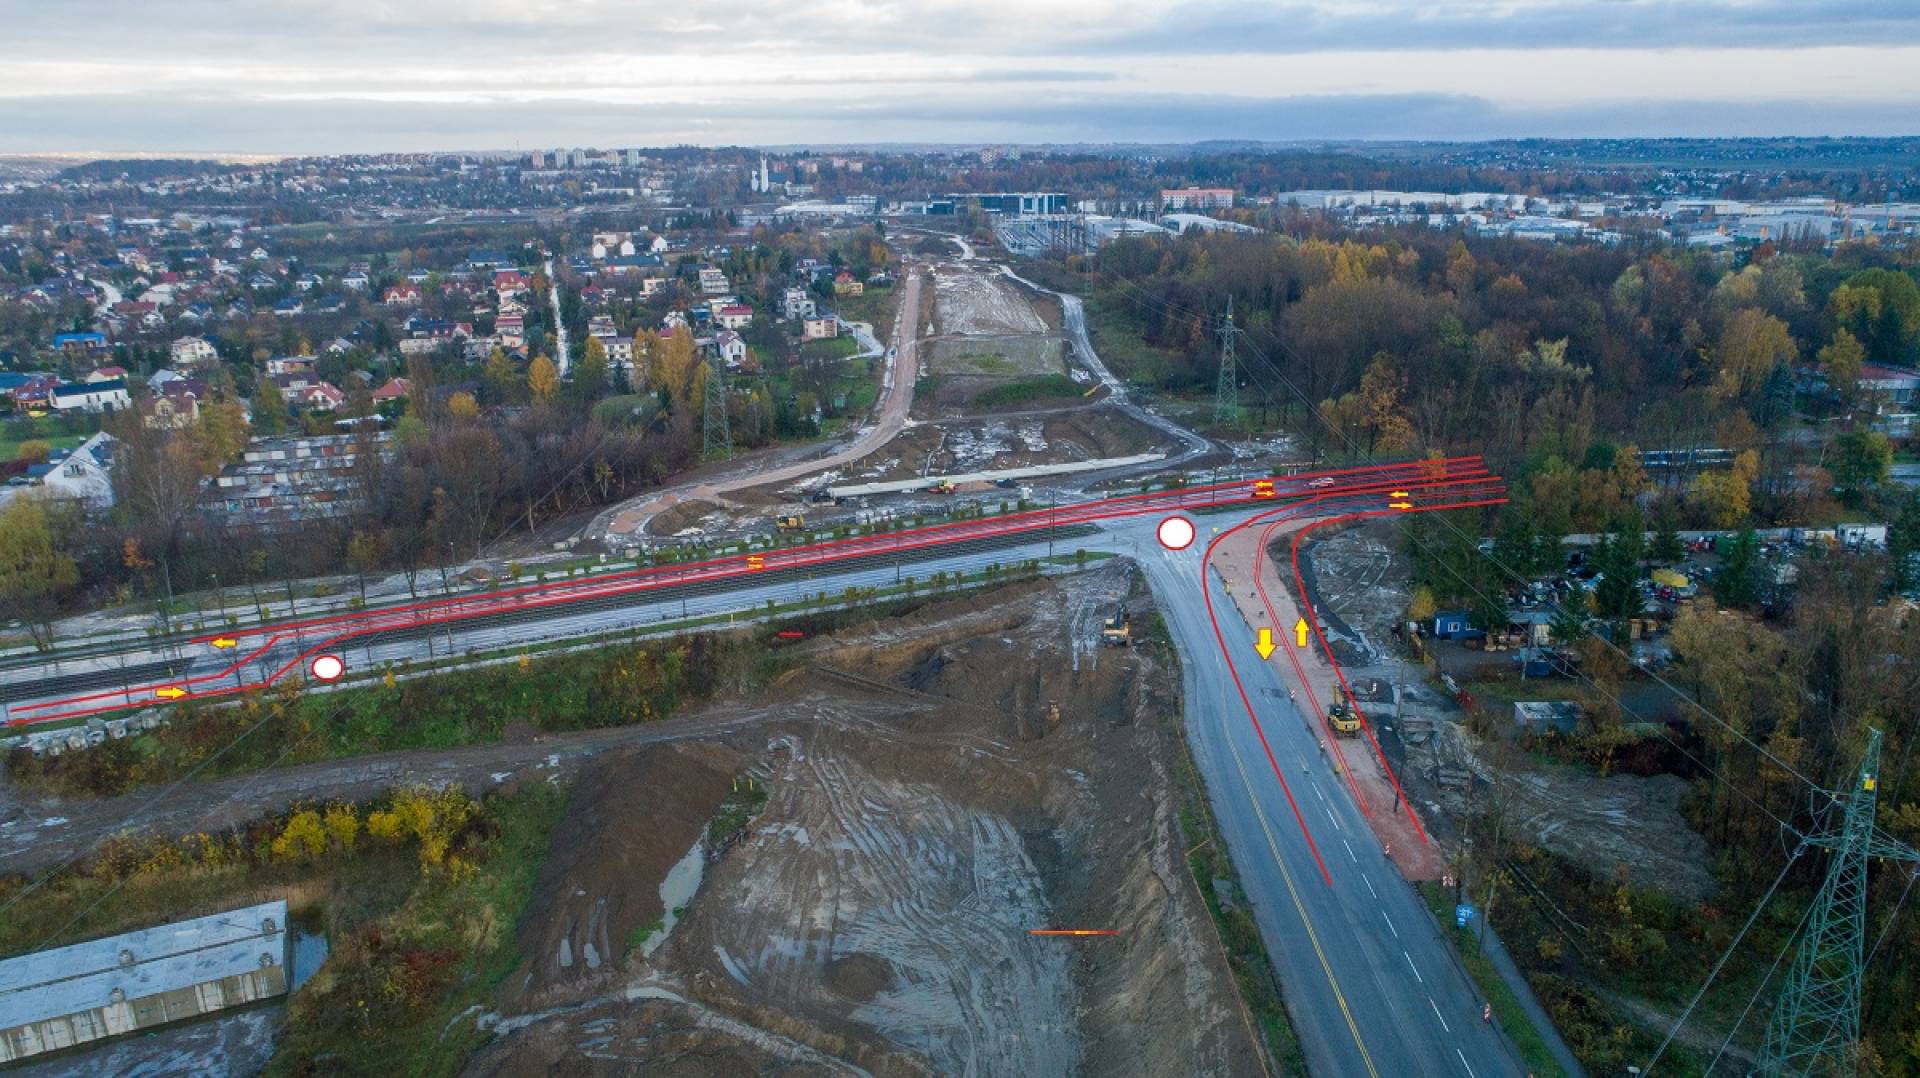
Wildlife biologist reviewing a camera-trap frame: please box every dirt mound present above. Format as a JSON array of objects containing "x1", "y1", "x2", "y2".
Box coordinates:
[
  {"x1": 501, "y1": 741, "x2": 743, "y2": 1011},
  {"x1": 646, "y1": 498, "x2": 727, "y2": 537}
]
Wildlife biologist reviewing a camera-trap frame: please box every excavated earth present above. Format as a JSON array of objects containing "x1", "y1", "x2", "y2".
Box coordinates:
[{"x1": 466, "y1": 566, "x2": 1265, "y2": 1077}]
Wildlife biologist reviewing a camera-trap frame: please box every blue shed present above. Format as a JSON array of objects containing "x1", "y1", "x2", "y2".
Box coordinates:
[{"x1": 1431, "y1": 610, "x2": 1477, "y2": 639}]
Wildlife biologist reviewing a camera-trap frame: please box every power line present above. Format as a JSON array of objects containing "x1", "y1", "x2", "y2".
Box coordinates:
[
  {"x1": 1645, "y1": 843, "x2": 1802, "y2": 1072},
  {"x1": 1214, "y1": 294, "x2": 1239, "y2": 427},
  {"x1": 1099, "y1": 267, "x2": 1832, "y2": 805}
]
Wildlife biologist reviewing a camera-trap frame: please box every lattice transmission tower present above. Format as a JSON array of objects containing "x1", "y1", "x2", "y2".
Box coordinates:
[
  {"x1": 1762, "y1": 728, "x2": 1920, "y2": 1076},
  {"x1": 1213, "y1": 295, "x2": 1239, "y2": 428}
]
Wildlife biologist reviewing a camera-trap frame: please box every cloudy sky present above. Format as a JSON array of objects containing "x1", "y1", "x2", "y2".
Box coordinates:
[{"x1": 4, "y1": 0, "x2": 1919, "y2": 154}]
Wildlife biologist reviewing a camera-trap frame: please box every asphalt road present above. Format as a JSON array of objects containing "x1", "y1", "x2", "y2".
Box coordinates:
[{"x1": 1117, "y1": 521, "x2": 1520, "y2": 1078}]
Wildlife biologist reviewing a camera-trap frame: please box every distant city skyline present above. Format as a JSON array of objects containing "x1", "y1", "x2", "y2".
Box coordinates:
[{"x1": 4, "y1": 0, "x2": 1919, "y2": 154}]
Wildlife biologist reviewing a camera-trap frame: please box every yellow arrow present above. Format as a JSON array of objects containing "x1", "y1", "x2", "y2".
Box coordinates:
[
  {"x1": 1390, "y1": 490, "x2": 1409, "y2": 498},
  {"x1": 1254, "y1": 627, "x2": 1276, "y2": 659},
  {"x1": 1389, "y1": 500, "x2": 1414, "y2": 510},
  {"x1": 211, "y1": 637, "x2": 238, "y2": 649},
  {"x1": 1294, "y1": 617, "x2": 1311, "y2": 647},
  {"x1": 154, "y1": 686, "x2": 187, "y2": 700}
]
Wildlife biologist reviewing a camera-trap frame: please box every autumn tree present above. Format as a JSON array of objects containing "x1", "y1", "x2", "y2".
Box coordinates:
[
  {"x1": 1711, "y1": 308, "x2": 1797, "y2": 401},
  {"x1": 482, "y1": 347, "x2": 522, "y2": 406},
  {"x1": 651, "y1": 327, "x2": 699, "y2": 401},
  {"x1": 1688, "y1": 449, "x2": 1758, "y2": 528},
  {"x1": 572, "y1": 335, "x2": 609, "y2": 404},
  {"x1": 251, "y1": 377, "x2": 290, "y2": 435},
  {"x1": 0, "y1": 495, "x2": 80, "y2": 649},
  {"x1": 1830, "y1": 429, "x2": 1891, "y2": 500},
  {"x1": 528, "y1": 354, "x2": 559, "y2": 404},
  {"x1": 1817, "y1": 329, "x2": 1866, "y2": 414}
]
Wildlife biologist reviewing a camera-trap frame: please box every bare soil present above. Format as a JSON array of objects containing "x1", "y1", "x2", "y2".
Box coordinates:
[
  {"x1": 831, "y1": 406, "x2": 1170, "y2": 486},
  {"x1": 465, "y1": 567, "x2": 1265, "y2": 1077},
  {"x1": 501, "y1": 741, "x2": 744, "y2": 1011},
  {"x1": 1302, "y1": 522, "x2": 1716, "y2": 899}
]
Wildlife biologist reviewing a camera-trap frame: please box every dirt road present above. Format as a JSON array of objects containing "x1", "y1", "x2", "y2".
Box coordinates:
[
  {"x1": 588, "y1": 269, "x2": 925, "y2": 545},
  {"x1": 0, "y1": 705, "x2": 796, "y2": 878}
]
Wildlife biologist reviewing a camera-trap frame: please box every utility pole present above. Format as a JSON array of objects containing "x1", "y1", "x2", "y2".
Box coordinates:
[
  {"x1": 1214, "y1": 295, "x2": 1239, "y2": 429},
  {"x1": 703, "y1": 362, "x2": 733, "y2": 460},
  {"x1": 1762, "y1": 729, "x2": 1920, "y2": 1077}
]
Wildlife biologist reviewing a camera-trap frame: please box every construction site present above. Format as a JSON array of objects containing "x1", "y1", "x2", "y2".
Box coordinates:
[{"x1": 459, "y1": 567, "x2": 1265, "y2": 1075}]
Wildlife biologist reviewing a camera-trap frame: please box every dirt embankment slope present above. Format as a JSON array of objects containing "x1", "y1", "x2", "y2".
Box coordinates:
[{"x1": 467, "y1": 567, "x2": 1265, "y2": 1077}]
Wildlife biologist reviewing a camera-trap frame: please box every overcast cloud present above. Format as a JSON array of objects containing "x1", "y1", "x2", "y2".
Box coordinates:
[{"x1": 2, "y1": 0, "x2": 1916, "y2": 153}]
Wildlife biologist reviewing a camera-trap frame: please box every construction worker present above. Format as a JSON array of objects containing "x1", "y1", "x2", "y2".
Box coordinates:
[{"x1": 1483, "y1": 1003, "x2": 1493, "y2": 1024}]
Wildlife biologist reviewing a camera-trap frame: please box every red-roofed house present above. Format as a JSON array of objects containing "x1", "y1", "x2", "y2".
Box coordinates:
[{"x1": 371, "y1": 377, "x2": 412, "y2": 404}]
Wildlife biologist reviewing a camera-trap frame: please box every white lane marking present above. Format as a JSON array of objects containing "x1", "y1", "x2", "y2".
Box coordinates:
[
  {"x1": 1382, "y1": 912, "x2": 1399, "y2": 939},
  {"x1": 1342, "y1": 839, "x2": 1357, "y2": 863},
  {"x1": 1403, "y1": 950, "x2": 1422, "y2": 982},
  {"x1": 1362, "y1": 875, "x2": 1378, "y2": 898},
  {"x1": 1325, "y1": 806, "x2": 1340, "y2": 829},
  {"x1": 1313, "y1": 784, "x2": 1326, "y2": 803},
  {"x1": 1429, "y1": 997, "x2": 1450, "y2": 1032},
  {"x1": 1456, "y1": 1048, "x2": 1476, "y2": 1078}
]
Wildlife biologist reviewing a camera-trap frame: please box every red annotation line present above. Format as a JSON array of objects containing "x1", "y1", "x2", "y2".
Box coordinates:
[
  {"x1": 1198, "y1": 482, "x2": 1507, "y2": 888},
  {"x1": 1251, "y1": 481, "x2": 1509, "y2": 837},
  {"x1": 1255, "y1": 498, "x2": 1477, "y2": 815},
  {"x1": 14, "y1": 461, "x2": 1499, "y2": 724},
  {"x1": 16, "y1": 465, "x2": 1491, "y2": 724},
  {"x1": 185, "y1": 457, "x2": 1483, "y2": 646}
]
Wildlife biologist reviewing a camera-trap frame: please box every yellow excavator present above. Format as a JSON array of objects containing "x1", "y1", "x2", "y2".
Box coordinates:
[
  {"x1": 1101, "y1": 611, "x2": 1132, "y2": 648},
  {"x1": 1326, "y1": 696, "x2": 1362, "y2": 737},
  {"x1": 775, "y1": 514, "x2": 805, "y2": 533}
]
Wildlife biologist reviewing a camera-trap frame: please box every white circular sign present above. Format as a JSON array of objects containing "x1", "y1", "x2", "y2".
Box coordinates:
[
  {"x1": 310, "y1": 654, "x2": 345, "y2": 682},
  {"x1": 1156, "y1": 516, "x2": 1197, "y2": 551}
]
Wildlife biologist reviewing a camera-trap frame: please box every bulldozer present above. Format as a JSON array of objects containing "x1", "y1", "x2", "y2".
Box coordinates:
[
  {"x1": 1326, "y1": 697, "x2": 1362, "y2": 737},
  {"x1": 1101, "y1": 610, "x2": 1132, "y2": 648},
  {"x1": 775, "y1": 514, "x2": 805, "y2": 533}
]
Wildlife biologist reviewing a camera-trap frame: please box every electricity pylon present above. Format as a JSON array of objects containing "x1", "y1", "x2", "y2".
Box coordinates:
[
  {"x1": 702, "y1": 362, "x2": 732, "y2": 460},
  {"x1": 1213, "y1": 295, "x2": 1239, "y2": 428},
  {"x1": 1762, "y1": 728, "x2": 1920, "y2": 1076}
]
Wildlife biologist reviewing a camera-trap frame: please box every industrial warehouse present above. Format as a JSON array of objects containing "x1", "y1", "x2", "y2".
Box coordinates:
[{"x1": 0, "y1": 901, "x2": 290, "y2": 1062}]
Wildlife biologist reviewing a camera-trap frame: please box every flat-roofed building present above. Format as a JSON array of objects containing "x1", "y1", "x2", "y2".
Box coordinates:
[{"x1": 0, "y1": 900, "x2": 289, "y2": 1063}]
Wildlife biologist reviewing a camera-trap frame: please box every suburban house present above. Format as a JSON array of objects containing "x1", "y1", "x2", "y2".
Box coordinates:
[
  {"x1": 170, "y1": 335, "x2": 220, "y2": 368},
  {"x1": 141, "y1": 378, "x2": 207, "y2": 429},
  {"x1": 383, "y1": 284, "x2": 423, "y2": 306},
  {"x1": 802, "y1": 316, "x2": 839, "y2": 341},
  {"x1": 782, "y1": 288, "x2": 816, "y2": 320},
  {"x1": 266, "y1": 355, "x2": 316, "y2": 378},
  {"x1": 832, "y1": 271, "x2": 863, "y2": 296},
  {"x1": 371, "y1": 377, "x2": 412, "y2": 405},
  {"x1": 714, "y1": 303, "x2": 753, "y2": 330},
  {"x1": 713, "y1": 330, "x2": 748, "y2": 369},
  {"x1": 5, "y1": 374, "x2": 59, "y2": 410},
  {"x1": 295, "y1": 382, "x2": 347, "y2": 412},
  {"x1": 698, "y1": 267, "x2": 731, "y2": 295},
  {"x1": 340, "y1": 270, "x2": 370, "y2": 291},
  {"x1": 52, "y1": 378, "x2": 131, "y2": 414},
  {"x1": 1858, "y1": 363, "x2": 1920, "y2": 436},
  {"x1": 52, "y1": 331, "x2": 108, "y2": 356},
  {"x1": 28, "y1": 432, "x2": 117, "y2": 507}
]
